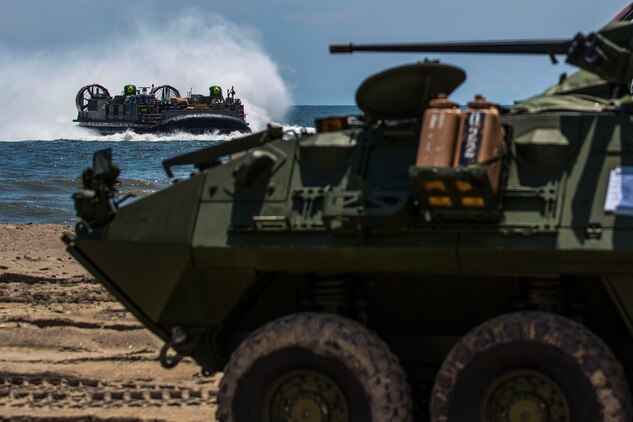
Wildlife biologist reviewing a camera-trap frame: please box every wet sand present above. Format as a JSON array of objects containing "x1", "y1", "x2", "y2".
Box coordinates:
[{"x1": 0, "y1": 224, "x2": 219, "y2": 421}]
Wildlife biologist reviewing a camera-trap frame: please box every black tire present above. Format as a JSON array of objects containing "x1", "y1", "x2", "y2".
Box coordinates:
[
  {"x1": 430, "y1": 311, "x2": 632, "y2": 422},
  {"x1": 216, "y1": 312, "x2": 412, "y2": 422}
]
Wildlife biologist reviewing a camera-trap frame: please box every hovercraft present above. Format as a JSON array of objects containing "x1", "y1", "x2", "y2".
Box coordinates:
[{"x1": 74, "y1": 84, "x2": 250, "y2": 135}]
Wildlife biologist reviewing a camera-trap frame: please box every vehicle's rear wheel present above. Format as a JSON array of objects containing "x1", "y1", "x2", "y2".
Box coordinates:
[
  {"x1": 216, "y1": 312, "x2": 412, "y2": 422},
  {"x1": 430, "y1": 311, "x2": 632, "y2": 422}
]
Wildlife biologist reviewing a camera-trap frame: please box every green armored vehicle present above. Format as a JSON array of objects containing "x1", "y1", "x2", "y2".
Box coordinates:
[{"x1": 65, "y1": 4, "x2": 633, "y2": 421}]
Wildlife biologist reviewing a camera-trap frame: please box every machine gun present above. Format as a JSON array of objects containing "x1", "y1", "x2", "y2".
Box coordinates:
[{"x1": 330, "y1": 22, "x2": 633, "y2": 86}]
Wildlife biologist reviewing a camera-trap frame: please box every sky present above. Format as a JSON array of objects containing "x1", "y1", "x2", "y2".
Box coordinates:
[{"x1": 0, "y1": 1, "x2": 626, "y2": 112}]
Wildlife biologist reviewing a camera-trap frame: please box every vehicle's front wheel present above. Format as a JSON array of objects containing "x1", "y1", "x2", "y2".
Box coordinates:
[
  {"x1": 430, "y1": 311, "x2": 632, "y2": 422},
  {"x1": 216, "y1": 312, "x2": 412, "y2": 422}
]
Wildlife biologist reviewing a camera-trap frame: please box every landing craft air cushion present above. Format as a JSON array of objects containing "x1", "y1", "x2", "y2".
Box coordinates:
[
  {"x1": 74, "y1": 84, "x2": 250, "y2": 135},
  {"x1": 65, "y1": 4, "x2": 633, "y2": 421}
]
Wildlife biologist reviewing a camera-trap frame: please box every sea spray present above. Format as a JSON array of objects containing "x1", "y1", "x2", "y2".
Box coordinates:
[{"x1": 0, "y1": 12, "x2": 291, "y2": 141}]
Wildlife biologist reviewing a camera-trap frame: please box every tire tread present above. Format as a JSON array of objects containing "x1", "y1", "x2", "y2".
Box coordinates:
[
  {"x1": 217, "y1": 312, "x2": 412, "y2": 422},
  {"x1": 430, "y1": 311, "x2": 633, "y2": 422}
]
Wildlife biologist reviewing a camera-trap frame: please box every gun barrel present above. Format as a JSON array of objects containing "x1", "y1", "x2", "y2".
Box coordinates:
[{"x1": 329, "y1": 40, "x2": 572, "y2": 55}]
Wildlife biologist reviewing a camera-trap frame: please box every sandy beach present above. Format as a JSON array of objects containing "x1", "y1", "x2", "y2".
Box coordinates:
[{"x1": 0, "y1": 224, "x2": 219, "y2": 421}]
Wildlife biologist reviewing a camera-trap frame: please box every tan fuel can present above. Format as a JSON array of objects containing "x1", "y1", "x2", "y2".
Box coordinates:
[
  {"x1": 453, "y1": 95, "x2": 504, "y2": 192},
  {"x1": 416, "y1": 94, "x2": 461, "y2": 167}
]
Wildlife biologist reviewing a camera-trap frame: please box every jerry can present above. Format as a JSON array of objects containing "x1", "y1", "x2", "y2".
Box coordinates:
[
  {"x1": 416, "y1": 94, "x2": 461, "y2": 167},
  {"x1": 453, "y1": 95, "x2": 504, "y2": 192}
]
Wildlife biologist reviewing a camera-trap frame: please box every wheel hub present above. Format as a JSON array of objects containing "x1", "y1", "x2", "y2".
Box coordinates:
[
  {"x1": 266, "y1": 369, "x2": 349, "y2": 422},
  {"x1": 482, "y1": 370, "x2": 570, "y2": 422}
]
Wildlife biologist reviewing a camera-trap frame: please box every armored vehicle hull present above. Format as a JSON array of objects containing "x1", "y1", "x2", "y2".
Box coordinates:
[{"x1": 66, "y1": 6, "x2": 633, "y2": 421}]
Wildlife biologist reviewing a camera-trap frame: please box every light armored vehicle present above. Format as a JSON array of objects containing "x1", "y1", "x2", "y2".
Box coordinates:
[
  {"x1": 65, "y1": 4, "x2": 633, "y2": 421},
  {"x1": 74, "y1": 84, "x2": 249, "y2": 134}
]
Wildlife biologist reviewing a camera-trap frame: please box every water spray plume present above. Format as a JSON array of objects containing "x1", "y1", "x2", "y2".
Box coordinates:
[{"x1": 0, "y1": 12, "x2": 291, "y2": 141}]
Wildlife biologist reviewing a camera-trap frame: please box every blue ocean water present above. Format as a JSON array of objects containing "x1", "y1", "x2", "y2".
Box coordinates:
[{"x1": 0, "y1": 106, "x2": 359, "y2": 224}]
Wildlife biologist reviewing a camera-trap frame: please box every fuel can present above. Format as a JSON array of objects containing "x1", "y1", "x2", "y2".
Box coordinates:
[
  {"x1": 416, "y1": 94, "x2": 461, "y2": 167},
  {"x1": 453, "y1": 95, "x2": 504, "y2": 192}
]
